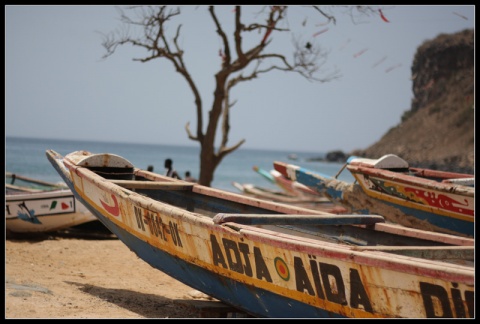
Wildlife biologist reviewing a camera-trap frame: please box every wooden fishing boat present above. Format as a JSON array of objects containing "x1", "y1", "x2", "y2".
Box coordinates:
[
  {"x1": 6, "y1": 172, "x2": 97, "y2": 233},
  {"x1": 252, "y1": 165, "x2": 276, "y2": 184},
  {"x1": 46, "y1": 149, "x2": 474, "y2": 318},
  {"x1": 253, "y1": 165, "x2": 320, "y2": 197},
  {"x1": 274, "y1": 154, "x2": 474, "y2": 238},
  {"x1": 232, "y1": 181, "x2": 334, "y2": 206},
  {"x1": 232, "y1": 181, "x2": 301, "y2": 203}
]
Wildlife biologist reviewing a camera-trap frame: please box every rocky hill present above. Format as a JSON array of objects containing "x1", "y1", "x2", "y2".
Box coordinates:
[{"x1": 350, "y1": 29, "x2": 474, "y2": 174}]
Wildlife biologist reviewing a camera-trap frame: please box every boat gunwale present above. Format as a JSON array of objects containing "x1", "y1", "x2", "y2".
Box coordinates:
[
  {"x1": 347, "y1": 165, "x2": 474, "y2": 196},
  {"x1": 6, "y1": 188, "x2": 75, "y2": 200},
  {"x1": 274, "y1": 161, "x2": 474, "y2": 238}
]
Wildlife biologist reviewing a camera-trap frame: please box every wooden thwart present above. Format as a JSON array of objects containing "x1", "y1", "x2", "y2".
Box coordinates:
[
  {"x1": 110, "y1": 180, "x2": 194, "y2": 190},
  {"x1": 213, "y1": 213, "x2": 385, "y2": 226}
]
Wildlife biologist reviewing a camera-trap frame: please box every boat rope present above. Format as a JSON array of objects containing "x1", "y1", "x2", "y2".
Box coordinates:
[{"x1": 334, "y1": 163, "x2": 347, "y2": 179}]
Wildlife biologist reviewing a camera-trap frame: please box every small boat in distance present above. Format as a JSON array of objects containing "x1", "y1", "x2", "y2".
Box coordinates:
[
  {"x1": 253, "y1": 165, "x2": 320, "y2": 197},
  {"x1": 232, "y1": 181, "x2": 301, "y2": 203},
  {"x1": 46, "y1": 149, "x2": 473, "y2": 318},
  {"x1": 6, "y1": 172, "x2": 97, "y2": 233},
  {"x1": 287, "y1": 154, "x2": 298, "y2": 160},
  {"x1": 274, "y1": 154, "x2": 474, "y2": 238},
  {"x1": 231, "y1": 181, "x2": 340, "y2": 213}
]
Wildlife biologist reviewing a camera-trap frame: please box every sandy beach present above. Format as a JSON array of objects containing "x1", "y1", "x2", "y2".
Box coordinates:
[
  {"x1": 5, "y1": 198, "x2": 339, "y2": 319},
  {"x1": 5, "y1": 227, "x2": 249, "y2": 319}
]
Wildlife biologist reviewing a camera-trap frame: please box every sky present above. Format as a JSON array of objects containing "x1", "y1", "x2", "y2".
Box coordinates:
[{"x1": 5, "y1": 5, "x2": 475, "y2": 154}]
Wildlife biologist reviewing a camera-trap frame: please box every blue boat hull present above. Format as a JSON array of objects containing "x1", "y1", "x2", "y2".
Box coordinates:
[{"x1": 74, "y1": 192, "x2": 345, "y2": 318}]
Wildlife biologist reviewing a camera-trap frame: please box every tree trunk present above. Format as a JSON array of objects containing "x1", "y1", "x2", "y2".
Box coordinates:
[
  {"x1": 198, "y1": 142, "x2": 217, "y2": 186},
  {"x1": 197, "y1": 72, "x2": 229, "y2": 187}
]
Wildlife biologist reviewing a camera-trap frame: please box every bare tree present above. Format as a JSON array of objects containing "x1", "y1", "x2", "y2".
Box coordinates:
[{"x1": 101, "y1": 5, "x2": 381, "y2": 186}]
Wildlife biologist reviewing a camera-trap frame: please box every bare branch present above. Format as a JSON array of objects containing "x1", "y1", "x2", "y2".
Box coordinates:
[
  {"x1": 218, "y1": 139, "x2": 246, "y2": 159},
  {"x1": 209, "y1": 6, "x2": 231, "y2": 67},
  {"x1": 185, "y1": 122, "x2": 198, "y2": 141},
  {"x1": 312, "y1": 5, "x2": 337, "y2": 25},
  {"x1": 260, "y1": 6, "x2": 287, "y2": 45},
  {"x1": 233, "y1": 6, "x2": 244, "y2": 62},
  {"x1": 102, "y1": 6, "x2": 206, "y2": 143},
  {"x1": 101, "y1": 5, "x2": 379, "y2": 186}
]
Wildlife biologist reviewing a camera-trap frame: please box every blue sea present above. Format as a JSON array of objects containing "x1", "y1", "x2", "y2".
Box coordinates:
[{"x1": 5, "y1": 137, "x2": 354, "y2": 192}]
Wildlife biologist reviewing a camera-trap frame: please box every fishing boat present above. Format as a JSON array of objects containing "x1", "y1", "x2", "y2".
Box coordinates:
[
  {"x1": 46, "y1": 149, "x2": 474, "y2": 318},
  {"x1": 252, "y1": 165, "x2": 276, "y2": 184},
  {"x1": 232, "y1": 181, "x2": 302, "y2": 203},
  {"x1": 273, "y1": 154, "x2": 474, "y2": 238},
  {"x1": 253, "y1": 165, "x2": 320, "y2": 197},
  {"x1": 6, "y1": 172, "x2": 97, "y2": 233},
  {"x1": 232, "y1": 181, "x2": 336, "y2": 210}
]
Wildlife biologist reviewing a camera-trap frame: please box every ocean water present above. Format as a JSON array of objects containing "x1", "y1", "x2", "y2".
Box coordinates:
[{"x1": 5, "y1": 137, "x2": 354, "y2": 192}]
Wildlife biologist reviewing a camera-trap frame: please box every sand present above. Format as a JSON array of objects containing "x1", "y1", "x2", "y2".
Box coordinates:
[
  {"x1": 5, "y1": 228, "x2": 248, "y2": 319},
  {"x1": 6, "y1": 200, "x2": 338, "y2": 319}
]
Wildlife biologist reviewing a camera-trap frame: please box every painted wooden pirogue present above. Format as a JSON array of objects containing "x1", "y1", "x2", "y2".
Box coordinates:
[
  {"x1": 253, "y1": 165, "x2": 320, "y2": 197},
  {"x1": 274, "y1": 154, "x2": 474, "y2": 238},
  {"x1": 46, "y1": 150, "x2": 474, "y2": 318},
  {"x1": 6, "y1": 172, "x2": 96, "y2": 233},
  {"x1": 231, "y1": 181, "x2": 343, "y2": 214},
  {"x1": 231, "y1": 181, "x2": 329, "y2": 204},
  {"x1": 232, "y1": 181, "x2": 307, "y2": 203}
]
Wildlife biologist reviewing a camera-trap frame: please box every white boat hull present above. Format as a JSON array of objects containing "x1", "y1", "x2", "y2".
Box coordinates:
[{"x1": 6, "y1": 189, "x2": 96, "y2": 233}]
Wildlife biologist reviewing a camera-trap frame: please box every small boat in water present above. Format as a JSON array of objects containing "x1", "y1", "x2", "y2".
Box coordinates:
[
  {"x1": 46, "y1": 149, "x2": 474, "y2": 318},
  {"x1": 6, "y1": 172, "x2": 97, "y2": 233},
  {"x1": 274, "y1": 154, "x2": 474, "y2": 238}
]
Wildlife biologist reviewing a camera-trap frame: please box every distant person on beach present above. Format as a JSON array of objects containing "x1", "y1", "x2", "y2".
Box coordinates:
[
  {"x1": 184, "y1": 171, "x2": 197, "y2": 183},
  {"x1": 147, "y1": 165, "x2": 154, "y2": 172},
  {"x1": 164, "y1": 158, "x2": 181, "y2": 179}
]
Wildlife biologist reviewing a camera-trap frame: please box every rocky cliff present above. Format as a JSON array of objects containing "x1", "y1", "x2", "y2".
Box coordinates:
[{"x1": 350, "y1": 29, "x2": 474, "y2": 174}]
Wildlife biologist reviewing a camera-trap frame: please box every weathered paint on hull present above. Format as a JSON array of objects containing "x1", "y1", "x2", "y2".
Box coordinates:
[
  {"x1": 73, "y1": 188, "x2": 474, "y2": 318},
  {"x1": 47, "y1": 151, "x2": 475, "y2": 318},
  {"x1": 275, "y1": 163, "x2": 474, "y2": 238},
  {"x1": 349, "y1": 170, "x2": 474, "y2": 237},
  {"x1": 348, "y1": 175, "x2": 475, "y2": 237},
  {"x1": 91, "y1": 213, "x2": 347, "y2": 318}
]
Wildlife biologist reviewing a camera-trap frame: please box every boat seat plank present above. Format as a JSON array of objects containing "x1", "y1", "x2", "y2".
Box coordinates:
[
  {"x1": 213, "y1": 213, "x2": 385, "y2": 226},
  {"x1": 110, "y1": 180, "x2": 194, "y2": 190}
]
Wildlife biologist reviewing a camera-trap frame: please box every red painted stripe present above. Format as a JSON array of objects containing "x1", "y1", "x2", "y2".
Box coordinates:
[{"x1": 100, "y1": 194, "x2": 120, "y2": 217}]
